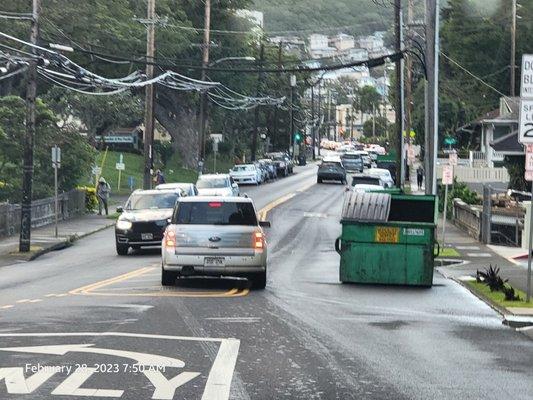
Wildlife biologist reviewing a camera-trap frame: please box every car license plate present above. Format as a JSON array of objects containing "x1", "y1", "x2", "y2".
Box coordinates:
[
  {"x1": 375, "y1": 227, "x2": 400, "y2": 243},
  {"x1": 204, "y1": 257, "x2": 225, "y2": 267},
  {"x1": 141, "y1": 233, "x2": 153, "y2": 240}
]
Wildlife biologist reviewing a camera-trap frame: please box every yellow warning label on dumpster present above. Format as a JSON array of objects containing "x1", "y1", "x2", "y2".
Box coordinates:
[{"x1": 375, "y1": 226, "x2": 400, "y2": 243}]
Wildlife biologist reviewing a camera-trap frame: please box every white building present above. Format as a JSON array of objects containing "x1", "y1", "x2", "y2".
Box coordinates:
[
  {"x1": 344, "y1": 48, "x2": 368, "y2": 62},
  {"x1": 330, "y1": 33, "x2": 355, "y2": 51},
  {"x1": 321, "y1": 66, "x2": 370, "y2": 82},
  {"x1": 358, "y1": 35, "x2": 384, "y2": 52},
  {"x1": 309, "y1": 34, "x2": 329, "y2": 50}
]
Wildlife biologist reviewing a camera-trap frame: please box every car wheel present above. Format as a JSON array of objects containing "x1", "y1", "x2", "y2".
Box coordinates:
[
  {"x1": 116, "y1": 241, "x2": 129, "y2": 256},
  {"x1": 250, "y1": 271, "x2": 266, "y2": 289},
  {"x1": 317, "y1": 177, "x2": 323, "y2": 184},
  {"x1": 161, "y1": 268, "x2": 177, "y2": 286}
]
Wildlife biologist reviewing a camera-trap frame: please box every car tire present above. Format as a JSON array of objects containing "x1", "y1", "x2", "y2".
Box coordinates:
[
  {"x1": 161, "y1": 268, "x2": 177, "y2": 286},
  {"x1": 317, "y1": 177, "x2": 323, "y2": 184},
  {"x1": 250, "y1": 272, "x2": 266, "y2": 289},
  {"x1": 116, "y1": 241, "x2": 129, "y2": 256}
]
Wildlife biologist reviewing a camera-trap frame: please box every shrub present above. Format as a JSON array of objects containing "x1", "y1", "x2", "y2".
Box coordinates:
[
  {"x1": 77, "y1": 186, "x2": 98, "y2": 212},
  {"x1": 476, "y1": 265, "x2": 506, "y2": 292}
]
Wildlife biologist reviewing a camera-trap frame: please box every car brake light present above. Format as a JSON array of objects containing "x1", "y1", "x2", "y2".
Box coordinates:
[
  {"x1": 208, "y1": 202, "x2": 222, "y2": 208},
  {"x1": 253, "y1": 231, "x2": 264, "y2": 249},
  {"x1": 164, "y1": 229, "x2": 176, "y2": 248}
]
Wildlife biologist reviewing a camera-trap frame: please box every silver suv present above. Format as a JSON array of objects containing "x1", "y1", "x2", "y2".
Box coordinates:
[{"x1": 161, "y1": 196, "x2": 269, "y2": 288}]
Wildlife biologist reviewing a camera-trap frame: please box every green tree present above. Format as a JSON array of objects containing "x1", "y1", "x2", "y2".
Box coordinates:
[{"x1": 363, "y1": 116, "x2": 388, "y2": 137}]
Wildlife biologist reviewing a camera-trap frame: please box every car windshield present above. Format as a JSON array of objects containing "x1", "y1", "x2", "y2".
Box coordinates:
[
  {"x1": 233, "y1": 165, "x2": 254, "y2": 172},
  {"x1": 174, "y1": 201, "x2": 257, "y2": 225},
  {"x1": 126, "y1": 193, "x2": 179, "y2": 210},
  {"x1": 197, "y1": 178, "x2": 228, "y2": 188},
  {"x1": 321, "y1": 162, "x2": 342, "y2": 168}
]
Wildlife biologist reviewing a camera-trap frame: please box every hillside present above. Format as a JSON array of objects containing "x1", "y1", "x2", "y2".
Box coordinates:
[{"x1": 253, "y1": 0, "x2": 392, "y2": 36}]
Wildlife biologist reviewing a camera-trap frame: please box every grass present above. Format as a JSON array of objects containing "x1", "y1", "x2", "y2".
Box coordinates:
[
  {"x1": 91, "y1": 150, "x2": 198, "y2": 195},
  {"x1": 465, "y1": 281, "x2": 533, "y2": 309},
  {"x1": 436, "y1": 246, "x2": 461, "y2": 258},
  {"x1": 203, "y1": 154, "x2": 234, "y2": 174}
]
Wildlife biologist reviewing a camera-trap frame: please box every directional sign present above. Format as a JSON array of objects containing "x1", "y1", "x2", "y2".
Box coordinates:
[
  {"x1": 520, "y1": 54, "x2": 533, "y2": 98},
  {"x1": 115, "y1": 162, "x2": 125, "y2": 170},
  {"x1": 442, "y1": 164, "x2": 453, "y2": 185},
  {"x1": 519, "y1": 99, "x2": 533, "y2": 143},
  {"x1": 51, "y1": 146, "x2": 61, "y2": 168}
]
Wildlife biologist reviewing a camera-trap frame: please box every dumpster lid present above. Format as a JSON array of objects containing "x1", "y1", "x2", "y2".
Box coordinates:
[{"x1": 341, "y1": 191, "x2": 391, "y2": 222}]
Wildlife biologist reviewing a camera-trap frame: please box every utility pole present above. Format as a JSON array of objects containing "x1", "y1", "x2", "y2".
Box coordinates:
[
  {"x1": 511, "y1": 0, "x2": 517, "y2": 97},
  {"x1": 198, "y1": 0, "x2": 211, "y2": 163},
  {"x1": 19, "y1": 0, "x2": 41, "y2": 253},
  {"x1": 399, "y1": 9, "x2": 406, "y2": 187},
  {"x1": 272, "y1": 42, "x2": 282, "y2": 150},
  {"x1": 317, "y1": 82, "x2": 322, "y2": 156},
  {"x1": 405, "y1": 0, "x2": 415, "y2": 180},
  {"x1": 289, "y1": 74, "x2": 296, "y2": 156},
  {"x1": 251, "y1": 43, "x2": 264, "y2": 161},
  {"x1": 327, "y1": 89, "x2": 332, "y2": 140},
  {"x1": 425, "y1": 0, "x2": 439, "y2": 195},
  {"x1": 394, "y1": 0, "x2": 403, "y2": 186},
  {"x1": 142, "y1": 0, "x2": 156, "y2": 190},
  {"x1": 311, "y1": 84, "x2": 316, "y2": 160}
]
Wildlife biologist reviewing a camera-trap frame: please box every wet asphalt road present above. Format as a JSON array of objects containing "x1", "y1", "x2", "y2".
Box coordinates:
[{"x1": 0, "y1": 165, "x2": 532, "y2": 400}]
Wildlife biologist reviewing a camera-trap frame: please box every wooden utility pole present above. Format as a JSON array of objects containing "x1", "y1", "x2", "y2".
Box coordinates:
[
  {"x1": 511, "y1": 0, "x2": 517, "y2": 97},
  {"x1": 142, "y1": 0, "x2": 156, "y2": 189},
  {"x1": 405, "y1": 0, "x2": 415, "y2": 176},
  {"x1": 311, "y1": 84, "x2": 316, "y2": 160},
  {"x1": 251, "y1": 43, "x2": 264, "y2": 161},
  {"x1": 317, "y1": 82, "x2": 322, "y2": 156},
  {"x1": 394, "y1": 0, "x2": 403, "y2": 186},
  {"x1": 19, "y1": 0, "x2": 41, "y2": 252},
  {"x1": 198, "y1": 0, "x2": 211, "y2": 162}
]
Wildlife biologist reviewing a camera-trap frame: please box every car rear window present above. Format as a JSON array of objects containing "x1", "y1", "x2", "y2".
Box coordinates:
[
  {"x1": 127, "y1": 193, "x2": 179, "y2": 210},
  {"x1": 352, "y1": 177, "x2": 381, "y2": 186},
  {"x1": 321, "y1": 162, "x2": 342, "y2": 169},
  {"x1": 341, "y1": 154, "x2": 362, "y2": 160},
  {"x1": 197, "y1": 177, "x2": 228, "y2": 188},
  {"x1": 173, "y1": 202, "x2": 257, "y2": 225}
]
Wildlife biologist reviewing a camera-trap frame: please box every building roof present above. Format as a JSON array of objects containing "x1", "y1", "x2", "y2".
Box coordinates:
[{"x1": 490, "y1": 129, "x2": 524, "y2": 154}]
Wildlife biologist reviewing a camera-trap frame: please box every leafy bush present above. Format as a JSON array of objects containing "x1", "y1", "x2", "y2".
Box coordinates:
[
  {"x1": 502, "y1": 285, "x2": 521, "y2": 301},
  {"x1": 439, "y1": 178, "x2": 481, "y2": 216},
  {"x1": 77, "y1": 186, "x2": 98, "y2": 212},
  {"x1": 476, "y1": 265, "x2": 507, "y2": 292}
]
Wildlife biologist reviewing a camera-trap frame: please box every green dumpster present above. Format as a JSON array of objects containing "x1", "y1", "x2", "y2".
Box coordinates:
[{"x1": 335, "y1": 192, "x2": 437, "y2": 287}]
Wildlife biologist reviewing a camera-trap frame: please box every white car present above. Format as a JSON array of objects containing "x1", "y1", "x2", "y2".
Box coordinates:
[
  {"x1": 196, "y1": 174, "x2": 239, "y2": 197},
  {"x1": 161, "y1": 196, "x2": 269, "y2": 288},
  {"x1": 353, "y1": 184, "x2": 385, "y2": 193},
  {"x1": 230, "y1": 164, "x2": 261, "y2": 185},
  {"x1": 155, "y1": 182, "x2": 198, "y2": 196},
  {"x1": 366, "y1": 168, "x2": 395, "y2": 188}
]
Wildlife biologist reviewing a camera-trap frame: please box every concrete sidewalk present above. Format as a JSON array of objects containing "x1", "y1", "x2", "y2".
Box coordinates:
[{"x1": 0, "y1": 213, "x2": 115, "y2": 267}]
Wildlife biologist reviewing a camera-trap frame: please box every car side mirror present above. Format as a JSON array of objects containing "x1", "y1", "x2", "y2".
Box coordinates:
[
  {"x1": 116, "y1": 206, "x2": 123, "y2": 213},
  {"x1": 232, "y1": 183, "x2": 238, "y2": 188},
  {"x1": 166, "y1": 218, "x2": 171, "y2": 224},
  {"x1": 259, "y1": 220, "x2": 271, "y2": 228}
]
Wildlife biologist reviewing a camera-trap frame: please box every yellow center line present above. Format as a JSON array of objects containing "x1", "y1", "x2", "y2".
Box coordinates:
[{"x1": 69, "y1": 266, "x2": 156, "y2": 295}]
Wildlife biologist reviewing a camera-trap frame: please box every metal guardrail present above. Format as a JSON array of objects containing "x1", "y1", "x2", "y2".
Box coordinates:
[{"x1": 0, "y1": 189, "x2": 85, "y2": 238}]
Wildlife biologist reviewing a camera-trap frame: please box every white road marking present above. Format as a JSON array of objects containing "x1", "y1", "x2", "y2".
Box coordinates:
[
  {"x1": 456, "y1": 246, "x2": 480, "y2": 250},
  {"x1": 28, "y1": 299, "x2": 42, "y2": 303},
  {"x1": 16, "y1": 299, "x2": 31, "y2": 303},
  {"x1": 0, "y1": 367, "x2": 56, "y2": 394},
  {"x1": 201, "y1": 338, "x2": 240, "y2": 400},
  {"x1": 303, "y1": 212, "x2": 328, "y2": 218},
  {"x1": 51, "y1": 367, "x2": 123, "y2": 397},
  {"x1": 144, "y1": 370, "x2": 201, "y2": 400},
  {"x1": 104, "y1": 304, "x2": 154, "y2": 311},
  {"x1": 466, "y1": 253, "x2": 493, "y2": 257},
  {"x1": 0, "y1": 305, "x2": 14, "y2": 309},
  {"x1": 205, "y1": 317, "x2": 260, "y2": 323}
]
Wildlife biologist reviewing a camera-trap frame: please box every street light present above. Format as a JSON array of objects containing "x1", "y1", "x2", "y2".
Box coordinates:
[{"x1": 199, "y1": 56, "x2": 256, "y2": 163}]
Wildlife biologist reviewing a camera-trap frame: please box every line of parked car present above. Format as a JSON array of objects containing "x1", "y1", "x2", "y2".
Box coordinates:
[{"x1": 229, "y1": 152, "x2": 294, "y2": 185}]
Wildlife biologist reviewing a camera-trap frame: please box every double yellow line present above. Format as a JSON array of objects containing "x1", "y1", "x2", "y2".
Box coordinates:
[{"x1": 257, "y1": 181, "x2": 315, "y2": 221}]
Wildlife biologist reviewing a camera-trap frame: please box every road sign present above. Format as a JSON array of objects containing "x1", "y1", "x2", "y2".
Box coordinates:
[
  {"x1": 443, "y1": 137, "x2": 456, "y2": 145},
  {"x1": 520, "y1": 54, "x2": 533, "y2": 98},
  {"x1": 449, "y1": 152, "x2": 458, "y2": 166},
  {"x1": 442, "y1": 164, "x2": 453, "y2": 185},
  {"x1": 51, "y1": 145, "x2": 61, "y2": 168},
  {"x1": 91, "y1": 166, "x2": 102, "y2": 176},
  {"x1": 519, "y1": 99, "x2": 533, "y2": 143},
  {"x1": 115, "y1": 162, "x2": 125, "y2": 170},
  {"x1": 525, "y1": 170, "x2": 533, "y2": 181}
]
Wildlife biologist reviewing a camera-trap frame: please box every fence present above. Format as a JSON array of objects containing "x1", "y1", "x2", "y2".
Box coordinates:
[
  {"x1": 0, "y1": 189, "x2": 85, "y2": 238},
  {"x1": 436, "y1": 165, "x2": 509, "y2": 183},
  {"x1": 452, "y1": 199, "x2": 482, "y2": 240}
]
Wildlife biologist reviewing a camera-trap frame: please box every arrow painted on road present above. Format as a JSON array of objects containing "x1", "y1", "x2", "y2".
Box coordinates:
[{"x1": 0, "y1": 344, "x2": 184, "y2": 368}]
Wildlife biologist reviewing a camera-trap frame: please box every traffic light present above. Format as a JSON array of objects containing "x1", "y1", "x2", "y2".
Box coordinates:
[{"x1": 294, "y1": 132, "x2": 302, "y2": 144}]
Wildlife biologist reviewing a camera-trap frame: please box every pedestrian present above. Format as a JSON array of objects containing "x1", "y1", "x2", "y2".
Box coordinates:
[
  {"x1": 96, "y1": 177, "x2": 111, "y2": 215},
  {"x1": 416, "y1": 165, "x2": 424, "y2": 190},
  {"x1": 155, "y1": 169, "x2": 166, "y2": 185}
]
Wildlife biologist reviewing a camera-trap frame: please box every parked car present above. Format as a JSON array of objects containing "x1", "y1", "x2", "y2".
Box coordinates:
[
  {"x1": 161, "y1": 196, "x2": 270, "y2": 288},
  {"x1": 254, "y1": 161, "x2": 269, "y2": 183},
  {"x1": 267, "y1": 152, "x2": 289, "y2": 177},
  {"x1": 354, "y1": 151, "x2": 372, "y2": 168},
  {"x1": 340, "y1": 152, "x2": 364, "y2": 173},
  {"x1": 351, "y1": 174, "x2": 384, "y2": 188},
  {"x1": 196, "y1": 174, "x2": 239, "y2": 196},
  {"x1": 259, "y1": 159, "x2": 277, "y2": 180},
  {"x1": 155, "y1": 182, "x2": 198, "y2": 196},
  {"x1": 366, "y1": 168, "x2": 395, "y2": 188},
  {"x1": 317, "y1": 158, "x2": 347, "y2": 184},
  {"x1": 115, "y1": 189, "x2": 182, "y2": 255},
  {"x1": 229, "y1": 164, "x2": 261, "y2": 185}
]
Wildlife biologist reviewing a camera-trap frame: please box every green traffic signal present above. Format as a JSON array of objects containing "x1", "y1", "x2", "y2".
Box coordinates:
[{"x1": 294, "y1": 132, "x2": 302, "y2": 143}]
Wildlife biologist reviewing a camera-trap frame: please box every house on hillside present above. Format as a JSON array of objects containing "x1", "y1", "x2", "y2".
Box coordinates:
[{"x1": 457, "y1": 97, "x2": 521, "y2": 167}]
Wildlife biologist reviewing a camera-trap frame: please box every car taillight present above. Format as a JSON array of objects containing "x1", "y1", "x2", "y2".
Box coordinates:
[
  {"x1": 253, "y1": 231, "x2": 264, "y2": 249},
  {"x1": 164, "y1": 229, "x2": 176, "y2": 248},
  {"x1": 209, "y1": 202, "x2": 223, "y2": 208}
]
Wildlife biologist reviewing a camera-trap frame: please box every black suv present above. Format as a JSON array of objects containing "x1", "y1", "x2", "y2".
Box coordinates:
[
  {"x1": 115, "y1": 189, "x2": 182, "y2": 255},
  {"x1": 340, "y1": 152, "x2": 364, "y2": 172}
]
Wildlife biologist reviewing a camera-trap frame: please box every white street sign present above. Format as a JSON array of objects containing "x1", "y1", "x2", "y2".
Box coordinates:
[
  {"x1": 442, "y1": 165, "x2": 453, "y2": 185},
  {"x1": 525, "y1": 170, "x2": 533, "y2": 182},
  {"x1": 449, "y1": 152, "x2": 458, "y2": 166},
  {"x1": 519, "y1": 99, "x2": 533, "y2": 143},
  {"x1": 115, "y1": 162, "x2": 125, "y2": 171},
  {"x1": 51, "y1": 146, "x2": 61, "y2": 168},
  {"x1": 520, "y1": 54, "x2": 533, "y2": 98},
  {"x1": 526, "y1": 144, "x2": 533, "y2": 171}
]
